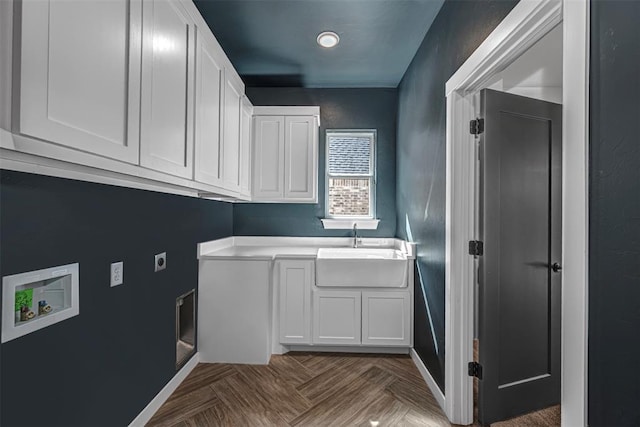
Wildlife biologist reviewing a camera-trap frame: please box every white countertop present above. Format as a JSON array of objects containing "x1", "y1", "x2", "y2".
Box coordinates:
[{"x1": 197, "y1": 236, "x2": 416, "y2": 261}]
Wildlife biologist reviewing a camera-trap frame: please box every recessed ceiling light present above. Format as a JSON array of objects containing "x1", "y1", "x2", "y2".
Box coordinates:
[{"x1": 317, "y1": 31, "x2": 340, "y2": 48}]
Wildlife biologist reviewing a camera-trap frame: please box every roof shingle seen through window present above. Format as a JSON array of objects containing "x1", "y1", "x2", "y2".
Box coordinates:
[{"x1": 328, "y1": 136, "x2": 371, "y2": 175}]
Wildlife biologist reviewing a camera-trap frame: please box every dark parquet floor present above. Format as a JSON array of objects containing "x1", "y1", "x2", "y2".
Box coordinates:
[{"x1": 147, "y1": 352, "x2": 560, "y2": 427}]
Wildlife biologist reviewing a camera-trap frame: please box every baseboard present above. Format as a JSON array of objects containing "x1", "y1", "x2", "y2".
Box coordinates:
[
  {"x1": 288, "y1": 345, "x2": 410, "y2": 354},
  {"x1": 410, "y1": 348, "x2": 446, "y2": 412},
  {"x1": 128, "y1": 352, "x2": 200, "y2": 427}
]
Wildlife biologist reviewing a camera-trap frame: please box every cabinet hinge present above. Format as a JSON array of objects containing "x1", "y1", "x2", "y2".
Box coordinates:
[
  {"x1": 469, "y1": 118, "x2": 484, "y2": 136},
  {"x1": 468, "y1": 240, "x2": 484, "y2": 256},
  {"x1": 468, "y1": 361, "x2": 483, "y2": 379}
]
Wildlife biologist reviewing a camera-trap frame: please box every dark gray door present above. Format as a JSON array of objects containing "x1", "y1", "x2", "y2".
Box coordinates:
[{"x1": 477, "y1": 89, "x2": 562, "y2": 425}]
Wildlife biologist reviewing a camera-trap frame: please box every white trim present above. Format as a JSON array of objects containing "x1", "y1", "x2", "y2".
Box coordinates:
[
  {"x1": 320, "y1": 219, "x2": 380, "y2": 230},
  {"x1": 0, "y1": 130, "x2": 247, "y2": 200},
  {"x1": 324, "y1": 129, "x2": 377, "y2": 220},
  {"x1": 0, "y1": 0, "x2": 12, "y2": 131},
  {"x1": 2, "y1": 263, "x2": 80, "y2": 343},
  {"x1": 410, "y1": 348, "x2": 446, "y2": 411},
  {"x1": 445, "y1": 0, "x2": 562, "y2": 96},
  {"x1": 288, "y1": 345, "x2": 409, "y2": 354},
  {"x1": 444, "y1": 90, "x2": 476, "y2": 424},
  {"x1": 128, "y1": 353, "x2": 199, "y2": 427},
  {"x1": 443, "y1": 0, "x2": 589, "y2": 425},
  {"x1": 560, "y1": 1, "x2": 589, "y2": 426},
  {"x1": 252, "y1": 106, "x2": 320, "y2": 122}
]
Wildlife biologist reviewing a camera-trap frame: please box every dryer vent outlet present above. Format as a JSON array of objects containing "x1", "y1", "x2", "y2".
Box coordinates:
[{"x1": 176, "y1": 289, "x2": 195, "y2": 369}]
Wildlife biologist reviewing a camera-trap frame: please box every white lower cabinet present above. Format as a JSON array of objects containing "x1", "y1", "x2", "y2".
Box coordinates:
[
  {"x1": 294, "y1": 288, "x2": 411, "y2": 348},
  {"x1": 278, "y1": 270, "x2": 411, "y2": 348},
  {"x1": 362, "y1": 291, "x2": 411, "y2": 346},
  {"x1": 278, "y1": 260, "x2": 312, "y2": 344},
  {"x1": 312, "y1": 290, "x2": 362, "y2": 345}
]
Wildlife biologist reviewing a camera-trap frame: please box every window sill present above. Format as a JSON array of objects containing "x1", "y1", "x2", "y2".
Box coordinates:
[{"x1": 320, "y1": 219, "x2": 380, "y2": 230}]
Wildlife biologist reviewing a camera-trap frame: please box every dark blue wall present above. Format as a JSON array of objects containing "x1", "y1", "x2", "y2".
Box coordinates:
[
  {"x1": 395, "y1": 0, "x2": 518, "y2": 391},
  {"x1": 0, "y1": 171, "x2": 233, "y2": 426},
  {"x1": 589, "y1": 1, "x2": 640, "y2": 425},
  {"x1": 234, "y1": 88, "x2": 398, "y2": 237}
]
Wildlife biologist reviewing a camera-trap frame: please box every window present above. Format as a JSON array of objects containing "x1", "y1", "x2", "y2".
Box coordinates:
[{"x1": 325, "y1": 130, "x2": 376, "y2": 218}]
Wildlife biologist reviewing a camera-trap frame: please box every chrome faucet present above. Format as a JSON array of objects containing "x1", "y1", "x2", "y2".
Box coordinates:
[{"x1": 352, "y1": 223, "x2": 359, "y2": 248}]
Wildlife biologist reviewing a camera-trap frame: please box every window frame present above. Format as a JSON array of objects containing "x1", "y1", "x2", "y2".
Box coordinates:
[{"x1": 324, "y1": 129, "x2": 377, "y2": 219}]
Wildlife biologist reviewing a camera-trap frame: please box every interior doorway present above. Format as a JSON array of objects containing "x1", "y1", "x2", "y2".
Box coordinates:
[
  {"x1": 472, "y1": 26, "x2": 563, "y2": 426},
  {"x1": 475, "y1": 89, "x2": 562, "y2": 425},
  {"x1": 441, "y1": 0, "x2": 590, "y2": 425}
]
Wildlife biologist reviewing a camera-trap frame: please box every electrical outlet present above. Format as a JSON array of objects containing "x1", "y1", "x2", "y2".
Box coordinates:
[
  {"x1": 155, "y1": 252, "x2": 166, "y2": 272},
  {"x1": 111, "y1": 262, "x2": 124, "y2": 287}
]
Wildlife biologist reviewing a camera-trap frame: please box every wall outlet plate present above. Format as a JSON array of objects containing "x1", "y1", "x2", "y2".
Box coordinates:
[
  {"x1": 155, "y1": 252, "x2": 166, "y2": 272},
  {"x1": 111, "y1": 262, "x2": 123, "y2": 287}
]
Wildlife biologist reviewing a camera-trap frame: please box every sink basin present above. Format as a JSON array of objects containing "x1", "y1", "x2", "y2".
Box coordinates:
[{"x1": 316, "y1": 248, "x2": 408, "y2": 288}]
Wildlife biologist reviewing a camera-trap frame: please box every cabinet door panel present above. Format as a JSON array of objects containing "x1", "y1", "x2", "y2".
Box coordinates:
[
  {"x1": 362, "y1": 292, "x2": 411, "y2": 346},
  {"x1": 19, "y1": 0, "x2": 141, "y2": 163},
  {"x1": 239, "y1": 97, "x2": 253, "y2": 197},
  {"x1": 222, "y1": 76, "x2": 243, "y2": 191},
  {"x1": 284, "y1": 116, "x2": 317, "y2": 200},
  {"x1": 313, "y1": 291, "x2": 361, "y2": 345},
  {"x1": 140, "y1": 0, "x2": 194, "y2": 178},
  {"x1": 279, "y1": 261, "x2": 312, "y2": 344},
  {"x1": 194, "y1": 36, "x2": 223, "y2": 186},
  {"x1": 253, "y1": 116, "x2": 285, "y2": 199}
]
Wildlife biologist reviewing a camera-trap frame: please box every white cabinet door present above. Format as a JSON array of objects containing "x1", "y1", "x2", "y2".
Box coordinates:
[
  {"x1": 253, "y1": 116, "x2": 285, "y2": 199},
  {"x1": 239, "y1": 96, "x2": 253, "y2": 198},
  {"x1": 362, "y1": 292, "x2": 411, "y2": 346},
  {"x1": 313, "y1": 291, "x2": 361, "y2": 345},
  {"x1": 140, "y1": 0, "x2": 194, "y2": 178},
  {"x1": 284, "y1": 116, "x2": 317, "y2": 201},
  {"x1": 278, "y1": 260, "x2": 312, "y2": 344},
  {"x1": 221, "y1": 74, "x2": 244, "y2": 192},
  {"x1": 193, "y1": 34, "x2": 224, "y2": 186},
  {"x1": 17, "y1": 0, "x2": 142, "y2": 164}
]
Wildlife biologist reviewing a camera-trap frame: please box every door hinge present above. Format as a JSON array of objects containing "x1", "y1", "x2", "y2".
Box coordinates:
[
  {"x1": 469, "y1": 240, "x2": 484, "y2": 256},
  {"x1": 468, "y1": 361, "x2": 483, "y2": 379},
  {"x1": 469, "y1": 118, "x2": 484, "y2": 136}
]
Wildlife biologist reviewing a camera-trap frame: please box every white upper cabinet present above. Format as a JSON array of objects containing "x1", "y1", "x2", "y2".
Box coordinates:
[
  {"x1": 253, "y1": 115, "x2": 285, "y2": 200},
  {"x1": 221, "y1": 73, "x2": 244, "y2": 192},
  {"x1": 193, "y1": 32, "x2": 246, "y2": 195},
  {"x1": 140, "y1": 0, "x2": 195, "y2": 178},
  {"x1": 284, "y1": 116, "x2": 317, "y2": 201},
  {"x1": 193, "y1": 32, "x2": 224, "y2": 187},
  {"x1": 252, "y1": 107, "x2": 319, "y2": 203},
  {"x1": 16, "y1": 0, "x2": 142, "y2": 164},
  {"x1": 6, "y1": 0, "x2": 326, "y2": 202},
  {"x1": 239, "y1": 96, "x2": 254, "y2": 198}
]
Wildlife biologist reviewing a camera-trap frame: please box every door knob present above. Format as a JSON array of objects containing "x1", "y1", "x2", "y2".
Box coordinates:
[{"x1": 551, "y1": 262, "x2": 562, "y2": 272}]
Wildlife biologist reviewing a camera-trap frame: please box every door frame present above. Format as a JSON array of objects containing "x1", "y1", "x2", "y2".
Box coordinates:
[{"x1": 443, "y1": 0, "x2": 589, "y2": 425}]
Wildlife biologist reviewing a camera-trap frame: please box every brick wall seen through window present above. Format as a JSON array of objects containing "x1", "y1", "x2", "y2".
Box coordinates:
[{"x1": 326, "y1": 131, "x2": 376, "y2": 217}]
